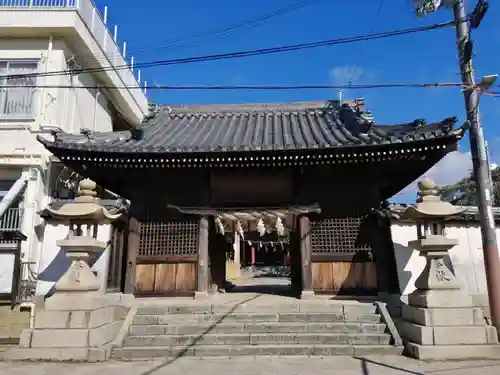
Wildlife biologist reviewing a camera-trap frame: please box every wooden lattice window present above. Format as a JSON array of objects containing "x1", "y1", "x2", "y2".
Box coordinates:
[
  {"x1": 138, "y1": 220, "x2": 199, "y2": 259},
  {"x1": 310, "y1": 217, "x2": 371, "y2": 254}
]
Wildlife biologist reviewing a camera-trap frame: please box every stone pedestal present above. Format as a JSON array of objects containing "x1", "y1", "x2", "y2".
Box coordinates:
[
  {"x1": 5, "y1": 296, "x2": 129, "y2": 361},
  {"x1": 399, "y1": 293, "x2": 500, "y2": 360}
]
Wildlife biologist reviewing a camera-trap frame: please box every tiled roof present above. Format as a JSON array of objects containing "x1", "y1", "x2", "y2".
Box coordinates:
[{"x1": 38, "y1": 100, "x2": 465, "y2": 154}]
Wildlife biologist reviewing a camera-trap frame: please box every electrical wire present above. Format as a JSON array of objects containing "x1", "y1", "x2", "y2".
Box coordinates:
[
  {"x1": 347, "y1": 0, "x2": 385, "y2": 87},
  {"x1": 2, "y1": 16, "x2": 468, "y2": 81},
  {"x1": 0, "y1": 81, "x2": 472, "y2": 90},
  {"x1": 75, "y1": 0, "x2": 329, "y2": 67}
]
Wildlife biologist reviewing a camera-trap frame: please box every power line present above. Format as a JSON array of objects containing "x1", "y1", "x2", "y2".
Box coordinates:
[
  {"x1": 4, "y1": 16, "x2": 467, "y2": 81},
  {"x1": 76, "y1": 0, "x2": 329, "y2": 67},
  {"x1": 2, "y1": 81, "x2": 470, "y2": 90},
  {"x1": 347, "y1": 0, "x2": 385, "y2": 88}
]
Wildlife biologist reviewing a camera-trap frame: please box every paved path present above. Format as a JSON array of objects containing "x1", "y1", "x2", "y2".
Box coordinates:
[{"x1": 1, "y1": 356, "x2": 500, "y2": 375}]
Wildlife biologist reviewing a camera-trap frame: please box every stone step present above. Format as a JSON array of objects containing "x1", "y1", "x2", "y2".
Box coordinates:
[
  {"x1": 135, "y1": 303, "x2": 376, "y2": 316},
  {"x1": 113, "y1": 344, "x2": 403, "y2": 359},
  {"x1": 124, "y1": 333, "x2": 392, "y2": 347},
  {"x1": 129, "y1": 322, "x2": 387, "y2": 336},
  {"x1": 133, "y1": 312, "x2": 382, "y2": 325}
]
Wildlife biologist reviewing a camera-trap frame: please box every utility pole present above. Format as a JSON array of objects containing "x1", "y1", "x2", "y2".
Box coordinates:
[
  {"x1": 414, "y1": 0, "x2": 500, "y2": 337},
  {"x1": 452, "y1": 0, "x2": 500, "y2": 338}
]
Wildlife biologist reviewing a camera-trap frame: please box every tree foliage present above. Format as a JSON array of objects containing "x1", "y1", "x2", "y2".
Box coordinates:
[{"x1": 440, "y1": 166, "x2": 500, "y2": 206}]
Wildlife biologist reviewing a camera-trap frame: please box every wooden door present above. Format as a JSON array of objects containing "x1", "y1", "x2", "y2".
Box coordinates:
[
  {"x1": 310, "y1": 216, "x2": 378, "y2": 296},
  {"x1": 134, "y1": 219, "x2": 198, "y2": 296}
]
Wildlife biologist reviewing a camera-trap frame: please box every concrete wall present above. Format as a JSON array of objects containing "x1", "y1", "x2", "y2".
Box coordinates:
[
  {"x1": 390, "y1": 220, "x2": 492, "y2": 316},
  {"x1": 35, "y1": 222, "x2": 112, "y2": 297}
]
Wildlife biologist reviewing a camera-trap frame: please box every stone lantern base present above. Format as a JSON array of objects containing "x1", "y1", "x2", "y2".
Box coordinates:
[
  {"x1": 399, "y1": 289, "x2": 500, "y2": 360},
  {"x1": 4, "y1": 294, "x2": 130, "y2": 362}
]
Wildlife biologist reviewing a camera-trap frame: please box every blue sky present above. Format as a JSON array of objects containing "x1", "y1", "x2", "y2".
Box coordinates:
[{"x1": 96, "y1": 0, "x2": 499, "y2": 201}]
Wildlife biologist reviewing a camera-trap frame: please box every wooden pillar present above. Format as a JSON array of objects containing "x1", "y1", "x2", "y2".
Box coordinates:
[
  {"x1": 124, "y1": 217, "x2": 140, "y2": 295},
  {"x1": 196, "y1": 216, "x2": 209, "y2": 298},
  {"x1": 299, "y1": 215, "x2": 314, "y2": 299}
]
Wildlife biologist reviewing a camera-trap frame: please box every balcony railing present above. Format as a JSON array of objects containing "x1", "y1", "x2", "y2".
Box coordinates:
[
  {"x1": 0, "y1": 0, "x2": 147, "y2": 111},
  {"x1": 0, "y1": 207, "x2": 23, "y2": 231}
]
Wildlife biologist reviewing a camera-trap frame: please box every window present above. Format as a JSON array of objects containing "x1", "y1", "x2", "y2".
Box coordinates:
[{"x1": 0, "y1": 61, "x2": 38, "y2": 117}]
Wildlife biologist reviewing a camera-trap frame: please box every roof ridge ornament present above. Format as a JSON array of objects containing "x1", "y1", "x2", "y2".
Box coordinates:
[
  {"x1": 440, "y1": 116, "x2": 458, "y2": 133},
  {"x1": 338, "y1": 103, "x2": 374, "y2": 135}
]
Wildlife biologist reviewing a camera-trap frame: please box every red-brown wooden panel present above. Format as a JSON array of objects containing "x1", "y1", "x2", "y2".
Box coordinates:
[
  {"x1": 134, "y1": 262, "x2": 197, "y2": 296},
  {"x1": 311, "y1": 261, "x2": 377, "y2": 295}
]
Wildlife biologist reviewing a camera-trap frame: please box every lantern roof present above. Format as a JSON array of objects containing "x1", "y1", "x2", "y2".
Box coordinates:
[{"x1": 45, "y1": 179, "x2": 123, "y2": 222}]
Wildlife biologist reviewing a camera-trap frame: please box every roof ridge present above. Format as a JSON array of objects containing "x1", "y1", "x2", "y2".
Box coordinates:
[{"x1": 157, "y1": 98, "x2": 364, "y2": 115}]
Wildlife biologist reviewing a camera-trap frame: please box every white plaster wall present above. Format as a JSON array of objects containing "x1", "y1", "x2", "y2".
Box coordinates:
[
  {"x1": 0, "y1": 38, "x2": 114, "y2": 157},
  {"x1": 35, "y1": 222, "x2": 112, "y2": 297},
  {"x1": 0, "y1": 8, "x2": 148, "y2": 121},
  {"x1": 390, "y1": 221, "x2": 492, "y2": 296},
  {"x1": 0, "y1": 252, "x2": 15, "y2": 293}
]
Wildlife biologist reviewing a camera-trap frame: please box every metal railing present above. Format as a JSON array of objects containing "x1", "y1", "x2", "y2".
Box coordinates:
[
  {"x1": 16, "y1": 261, "x2": 37, "y2": 303},
  {"x1": 0, "y1": 0, "x2": 147, "y2": 111},
  {"x1": 0, "y1": 207, "x2": 23, "y2": 231}
]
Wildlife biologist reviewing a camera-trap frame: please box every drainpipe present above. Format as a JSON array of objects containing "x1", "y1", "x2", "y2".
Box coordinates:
[{"x1": 0, "y1": 174, "x2": 29, "y2": 219}]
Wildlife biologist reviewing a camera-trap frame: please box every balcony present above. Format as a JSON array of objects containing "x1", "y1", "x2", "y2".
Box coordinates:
[
  {"x1": 0, "y1": 0, "x2": 148, "y2": 123},
  {"x1": 0, "y1": 207, "x2": 23, "y2": 231}
]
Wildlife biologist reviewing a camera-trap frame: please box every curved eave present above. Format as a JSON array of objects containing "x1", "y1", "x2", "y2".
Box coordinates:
[{"x1": 38, "y1": 129, "x2": 464, "y2": 169}]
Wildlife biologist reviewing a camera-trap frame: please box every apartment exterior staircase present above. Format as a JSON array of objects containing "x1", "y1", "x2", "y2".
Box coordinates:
[{"x1": 112, "y1": 299, "x2": 403, "y2": 359}]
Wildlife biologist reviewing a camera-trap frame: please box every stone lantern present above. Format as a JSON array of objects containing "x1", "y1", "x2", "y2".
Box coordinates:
[
  {"x1": 398, "y1": 178, "x2": 499, "y2": 360},
  {"x1": 7, "y1": 179, "x2": 129, "y2": 362},
  {"x1": 404, "y1": 178, "x2": 467, "y2": 307},
  {"x1": 43, "y1": 178, "x2": 122, "y2": 309}
]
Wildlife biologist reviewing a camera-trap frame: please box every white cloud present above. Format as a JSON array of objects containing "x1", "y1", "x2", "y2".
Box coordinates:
[
  {"x1": 330, "y1": 65, "x2": 366, "y2": 86},
  {"x1": 395, "y1": 151, "x2": 473, "y2": 202}
]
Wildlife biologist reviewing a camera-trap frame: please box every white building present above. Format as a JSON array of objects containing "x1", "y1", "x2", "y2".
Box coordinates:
[{"x1": 0, "y1": 0, "x2": 148, "y2": 307}]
